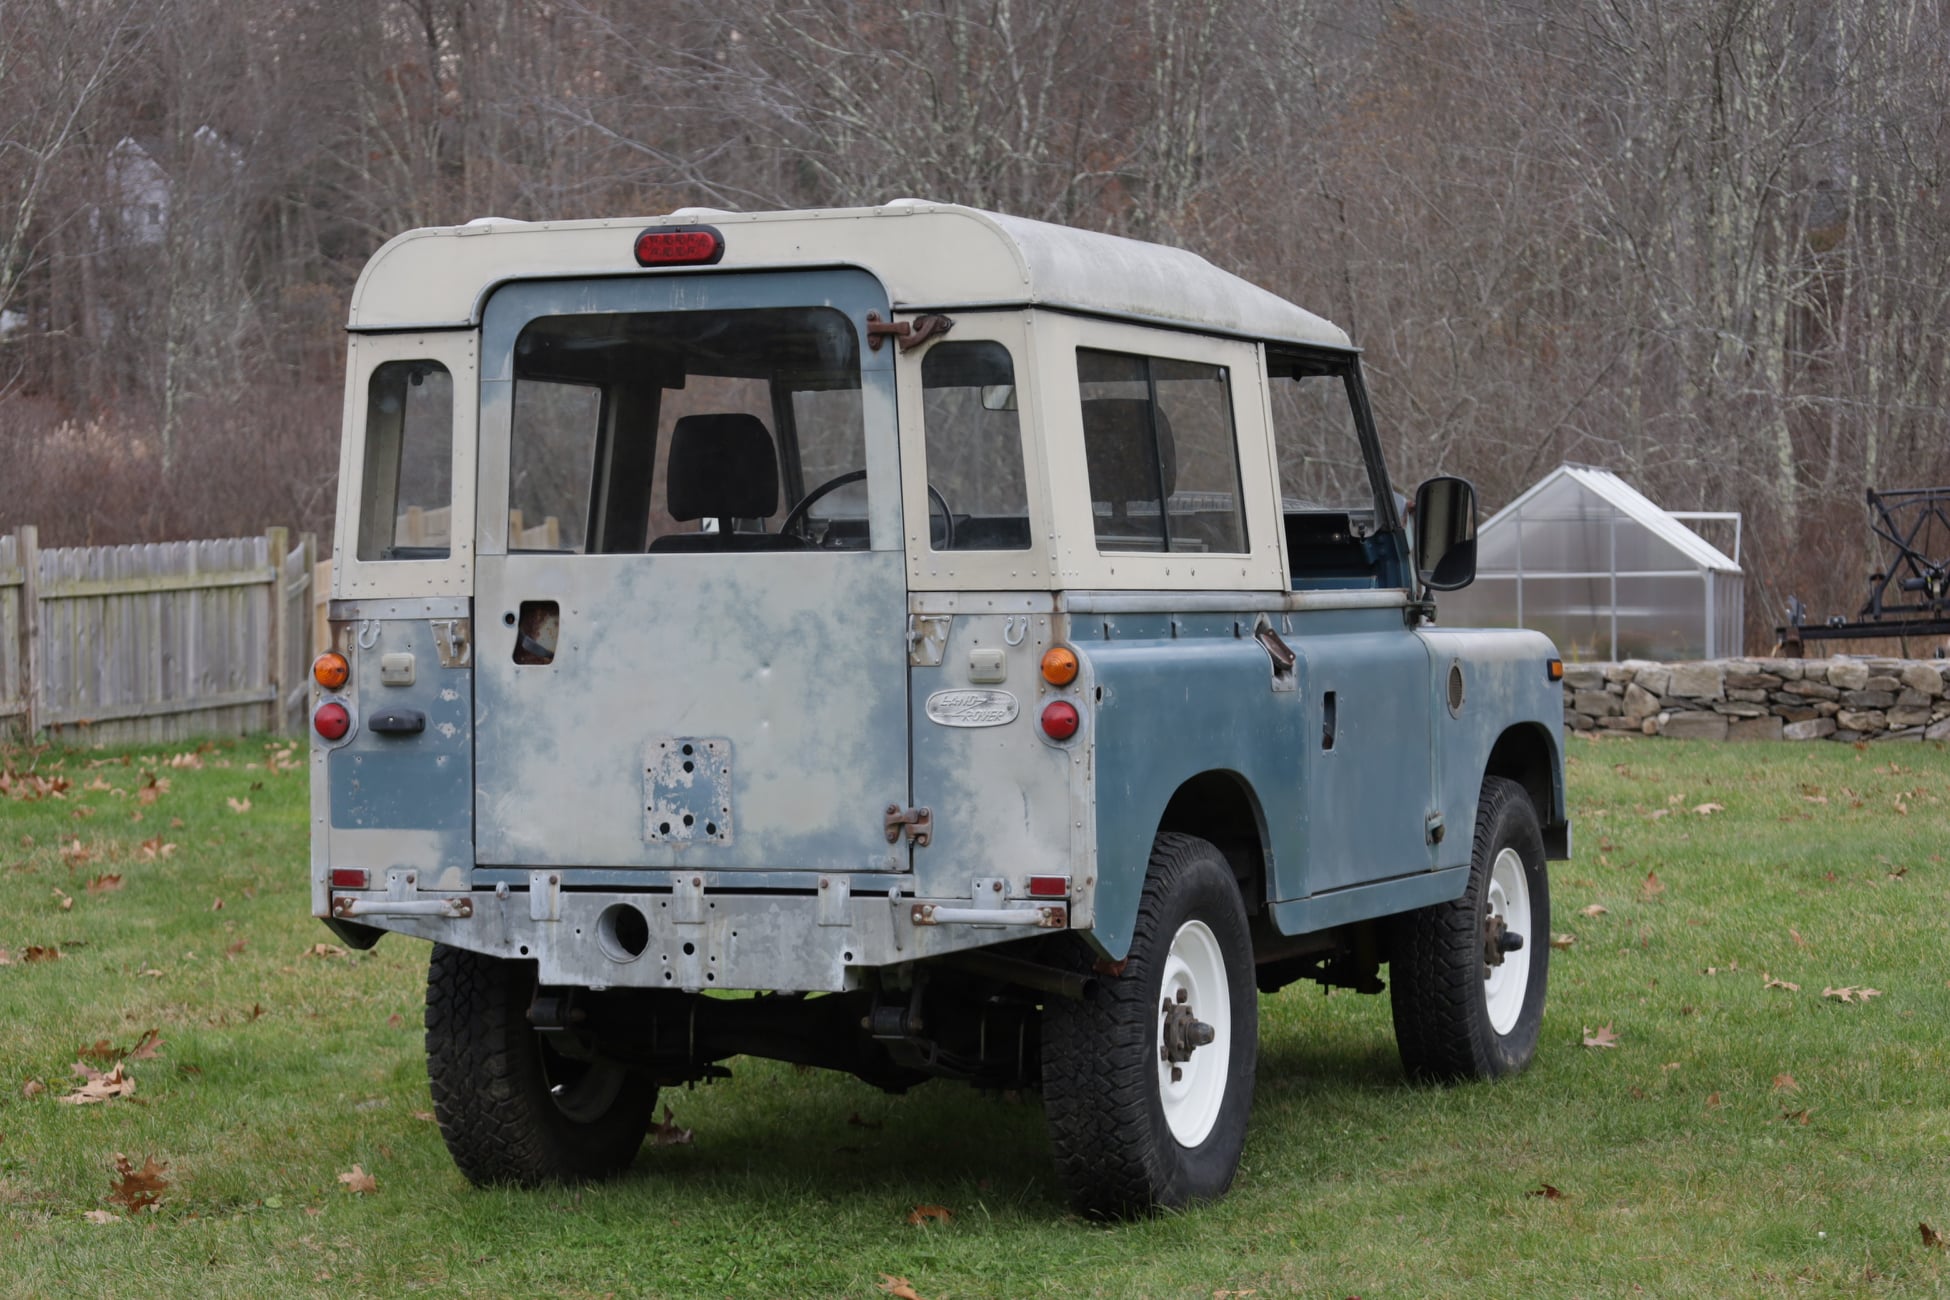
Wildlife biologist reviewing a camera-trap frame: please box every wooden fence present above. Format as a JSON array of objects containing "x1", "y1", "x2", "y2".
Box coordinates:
[{"x1": 0, "y1": 527, "x2": 315, "y2": 745}]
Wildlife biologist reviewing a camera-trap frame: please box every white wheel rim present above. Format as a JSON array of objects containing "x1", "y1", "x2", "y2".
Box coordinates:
[
  {"x1": 1484, "y1": 846, "x2": 1532, "y2": 1035},
  {"x1": 1157, "y1": 918, "x2": 1230, "y2": 1147}
]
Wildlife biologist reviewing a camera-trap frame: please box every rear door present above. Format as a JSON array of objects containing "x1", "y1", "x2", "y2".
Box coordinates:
[{"x1": 471, "y1": 269, "x2": 910, "y2": 875}]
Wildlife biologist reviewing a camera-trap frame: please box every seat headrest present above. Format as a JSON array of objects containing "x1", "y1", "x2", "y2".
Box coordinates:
[
  {"x1": 1082, "y1": 398, "x2": 1176, "y2": 506},
  {"x1": 665, "y1": 414, "x2": 779, "y2": 521}
]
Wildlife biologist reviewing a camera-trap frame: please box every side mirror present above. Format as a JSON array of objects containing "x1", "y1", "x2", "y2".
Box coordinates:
[{"x1": 1413, "y1": 475, "x2": 1477, "y2": 591}]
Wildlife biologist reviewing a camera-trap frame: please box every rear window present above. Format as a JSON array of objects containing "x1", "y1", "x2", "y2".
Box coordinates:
[{"x1": 507, "y1": 307, "x2": 869, "y2": 553}]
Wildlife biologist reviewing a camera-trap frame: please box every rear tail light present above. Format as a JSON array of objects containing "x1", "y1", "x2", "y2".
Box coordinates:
[
  {"x1": 330, "y1": 868, "x2": 369, "y2": 889},
  {"x1": 1547, "y1": 658, "x2": 1564, "y2": 682},
  {"x1": 633, "y1": 225, "x2": 724, "y2": 267},
  {"x1": 313, "y1": 702, "x2": 351, "y2": 741},
  {"x1": 1027, "y1": 875, "x2": 1070, "y2": 898},
  {"x1": 1040, "y1": 700, "x2": 1079, "y2": 740},
  {"x1": 313, "y1": 651, "x2": 349, "y2": 690}
]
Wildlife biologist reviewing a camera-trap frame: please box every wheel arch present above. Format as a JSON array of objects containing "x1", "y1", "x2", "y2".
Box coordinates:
[
  {"x1": 1157, "y1": 769, "x2": 1270, "y2": 917},
  {"x1": 1483, "y1": 722, "x2": 1568, "y2": 858}
]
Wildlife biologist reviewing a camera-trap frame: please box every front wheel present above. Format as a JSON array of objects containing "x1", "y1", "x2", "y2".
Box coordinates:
[
  {"x1": 425, "y1": 945, "x2": 659, "y2": 1186},
  {"x1": 1389, "y1": 775, "x2": 1551, "y2": 1081},
  {"x1": 1042, "y1": 833, "x2": 1257, "y2": 1218}
]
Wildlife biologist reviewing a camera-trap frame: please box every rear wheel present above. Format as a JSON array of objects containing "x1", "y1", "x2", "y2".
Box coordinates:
[
  {"x1": 425, "y1": 944, "x2": 658, "y2": 1186},
  {"x1": 1389, "y1": 775, "x2": 1551, "y2": 1081},
  {"x1": 1042, "y1": 833, "x2": 1257, "y2": 1218}
]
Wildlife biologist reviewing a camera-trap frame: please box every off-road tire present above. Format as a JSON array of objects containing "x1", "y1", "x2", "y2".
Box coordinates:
[
  {"x1": 425, "y1": 944, "x2": 657, "y2": 1186},
  {"x1": 1042, "y1": 832, "x2": 1257, "y2": 1218},
  {"x1": 1390, "y1": 775, "x2": 1550, "y2": 1082}
]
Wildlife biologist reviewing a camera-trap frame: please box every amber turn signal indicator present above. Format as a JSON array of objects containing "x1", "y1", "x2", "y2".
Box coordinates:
[
  {"x1": 313, "y1": 651, "x2": 350, "y2": 690},
  {"x1": 1041, "y1": 645, "x2": 1079, "y2": 686},
  {"x1": 1547, "y1": 658, "x2": 1564, "y2": 683}
]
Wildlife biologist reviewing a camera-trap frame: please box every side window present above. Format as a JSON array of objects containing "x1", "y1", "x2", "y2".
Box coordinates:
[
  {"x1": 357, "y1": 360, "x2": 453, "y2": 560},
  {"x1": 1266, "y1": 351, "x2": 1395, "y2": 588},
  {"x1": 1266, "y1": 354, "x2": 1376, "y2": 512},
  {"x1": 509, "y1": 381, "x2": 602, "y2": 551},
  {"x1": 922, "y1": 341, "x2": 1030, "y2": 551},
  {"x1": 1077, "y1": 348, "x2": 1245, "y2": 554}
]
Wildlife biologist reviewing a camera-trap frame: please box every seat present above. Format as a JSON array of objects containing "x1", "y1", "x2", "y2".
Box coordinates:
[
  {"x1": 649, "y1": 413, "x2": 806, "y2": 552},
  {"x1": 1082, "y1": 398, "x2": 1176, "y2": 546}
]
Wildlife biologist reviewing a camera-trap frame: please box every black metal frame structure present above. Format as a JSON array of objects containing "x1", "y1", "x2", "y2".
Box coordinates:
[{"x1": 1778, "y1": 487, "x2": 1950, "y2": 655}]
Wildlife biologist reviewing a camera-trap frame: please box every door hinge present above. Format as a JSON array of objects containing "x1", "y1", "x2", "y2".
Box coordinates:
[
  {"x1": 884, "y1": 804, "x2": 933, "y2": 848},
  {"x1": 865, "y1": 311, "x2": 956, "y2": 353}
]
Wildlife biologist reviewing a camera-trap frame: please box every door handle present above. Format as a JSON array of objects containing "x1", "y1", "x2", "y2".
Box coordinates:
[{"x1": 368, "y1": 708, "x2": 426, "y2": 735}]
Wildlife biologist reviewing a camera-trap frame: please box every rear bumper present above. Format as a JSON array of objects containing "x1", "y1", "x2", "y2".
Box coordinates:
[{"x1": 319, "y1": 881, "x2": 1068, "y2": 992}]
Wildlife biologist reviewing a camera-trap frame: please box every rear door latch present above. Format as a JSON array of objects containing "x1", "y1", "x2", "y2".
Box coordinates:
[{"x1": 884, "y1": 804, "x2": 933, "y2": 847}]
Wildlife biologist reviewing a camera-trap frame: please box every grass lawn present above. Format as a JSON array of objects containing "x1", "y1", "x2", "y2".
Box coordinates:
[{"x1": 3, "y1": 732, "x2": 1949, "y2": 1298}]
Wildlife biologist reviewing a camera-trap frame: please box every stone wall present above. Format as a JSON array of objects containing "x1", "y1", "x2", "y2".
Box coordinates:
[{"x1": 1562, "y1": 657, "x2": 1950, "y2": 742}]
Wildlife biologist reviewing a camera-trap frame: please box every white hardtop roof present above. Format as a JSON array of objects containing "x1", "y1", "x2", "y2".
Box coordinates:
[
  {"x1": 346, "y1": 200, "x2": 1352, "y2": 349},
  {"x1": 1484, "y1": 464, "x2": 1741, "y2": 572}
]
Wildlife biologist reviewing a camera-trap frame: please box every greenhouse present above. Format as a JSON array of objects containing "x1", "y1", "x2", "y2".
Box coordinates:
[{"x1": 1441, "y1": 465, "x2": 1743, "y2": 661}]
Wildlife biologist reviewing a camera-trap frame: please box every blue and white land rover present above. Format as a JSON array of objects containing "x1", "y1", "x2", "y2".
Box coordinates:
[{"x1": 313, "y1": 201, "x2": 1569, "y2": 1216}]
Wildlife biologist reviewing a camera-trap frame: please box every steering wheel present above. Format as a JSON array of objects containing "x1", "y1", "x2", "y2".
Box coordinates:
[{"x1": 780, "y1": 470, "x2": 956, "y2": 550}]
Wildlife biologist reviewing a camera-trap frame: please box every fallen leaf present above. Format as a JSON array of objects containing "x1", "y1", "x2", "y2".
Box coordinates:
[
  {"x1": 83, "y1": 1209, "x2": 118, "y2": 1224},
  {"x1": 1527, "y1": 1184, "x2": 1563, "y2": 1200},
  {"x1": 108, "y1": 1153, "x2": 169, "y2": 1215},
  {"x1": 78, "y1": 1039, "x2": 119, "y2": 1063},
  {"x1": 1582, "y1": 1024, "x2": 1619, "y2": 1048},
  {"x1": 1781, "y1": 1108, "x2": 1811, "y2": 1125},
  {"x1": 1789, "y1": 928, "x2": 1807, "y2": 948},
  {"x1": 22, "y1": 1080, "x2": 45, "y2": 1099},
  {"x1": 0, "y1": 948, "x2": 10, "y2": 965},
  {"x1": 337, "y1": 1165, "x2": 377, "y2": 1194},
  {"x1": 1773, "y1": 1073, "x2": 1799, "y2": 1092},
  {"x1": 304, "y1": 943, "x2": 348, "y2": 959},
  {"x1": 1550, "y1": 934, "x2": 1576, "y2": 950},
  {"x1": 1212, "y1": 1291, "x2": 1259, "y2": 1299},
  {"x1": 650, "y1": 1105, "x2": 692, "y2": 1146},
  {"x1": 1823, "y1": 985, "x2": 1882, "y2": 1004},
  {"x1": 23, "y1": 946, "x2": 59, "y2": 963},
  {"x1": 1923, "y1": 1222, "x2": 1946, "y2": 1250},
  {"x1": 410, "y1": 1110, "x2": 436, "y2": 1123},
  {"x1": 52, "y1": 888, "x2": 73, "y2": 911},
  {"x1": 59, "y1": 1063, "x2": 135, "y2": 1105},
  {"x1": 226, "y1": 938, "x2": 247, "y2": 956},
  {"x1": 1579, "y1": 904, "x2": 1609, "y2": 917},
  {"x1": 210, "y1": 897, "x2": 224, "y2": 912},
  {"x1": 386, "y1": 1013, "x2": 404, "y2": 1028},
  {"x1": 1762, "y1": 974, "x2": 1799, "y2": 992},
  {"x1": 877, "y1": 1276, "x2": 924, "y2": 1300},
  {"x1": 86, "y1": 873, "x2": 123, "y2": 893},
  {"x1": 1693, "y1": 802, "x2": 1724, "y2": 816},
  {"x1": 127, "y1": 1029, "x2": 163, "y2": 1060},
  {"x1": 139, "y1": 968, "x2": 164, "y2": 979},
  {"x1": 227, "y1": 797, "x2": 252, "y2": 814},
  {"x1": 906, "y1": 1203, "x2": 954, "y2": 1225},
  {"x1": 1705, "y1": 1092, "x2": 1722, "y2": 1109},
  {"x1": 1640, "y1": 871, "x2": 1665, "y2": 900}
]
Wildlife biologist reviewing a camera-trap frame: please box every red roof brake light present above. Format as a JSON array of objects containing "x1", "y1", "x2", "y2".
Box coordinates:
[{"x1": 633, "y1": 225, "x2": 725, "y2": 267}]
